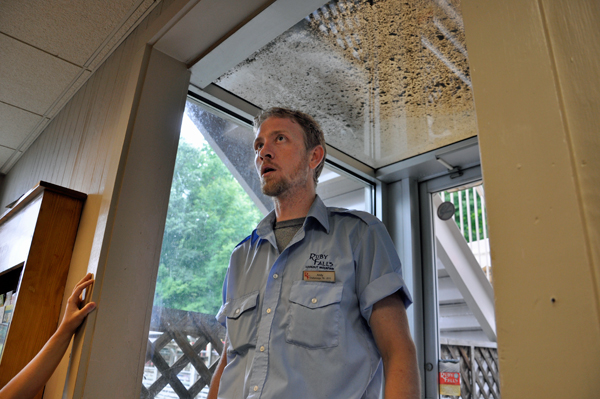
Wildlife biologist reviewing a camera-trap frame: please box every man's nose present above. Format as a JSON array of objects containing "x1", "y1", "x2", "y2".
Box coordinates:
[{"x1": 258, "y1": 144, "x2": 273, "y2": 159}]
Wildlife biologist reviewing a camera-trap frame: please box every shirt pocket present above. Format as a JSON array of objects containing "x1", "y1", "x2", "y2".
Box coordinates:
[
  {"x1": 286, "y1": 281, "x2": 344, "y2": 349},
  {"x1": 223, "y1": 291, "x2": 259, "y2": 354}
]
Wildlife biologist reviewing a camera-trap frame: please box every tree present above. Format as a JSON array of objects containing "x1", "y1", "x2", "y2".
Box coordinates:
[{"x1": 154, "y1": 140, "x2": 262, "y2": 315}]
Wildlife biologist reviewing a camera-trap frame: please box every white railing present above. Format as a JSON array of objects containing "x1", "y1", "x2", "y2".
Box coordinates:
[{"x1": 441, "y1": 185, "x2": 492, "y2": 282}]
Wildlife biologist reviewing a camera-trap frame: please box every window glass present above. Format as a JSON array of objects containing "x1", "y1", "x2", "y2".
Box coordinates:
[
  {"x1": 434, "y1": 181, "x2": 499, "y2": 398},
  {"x1": 318, "y1": 165, "x2": 373, "y2": 212},
  {"x1": 155, "y1": 109, "x2": 262, "y2": 314},
  {"x1": 142, "y1": 104, "x2": 262, "y2": 398},
  {"x1": 439, "y1": 182, "x2": 490, "y2": 282}
]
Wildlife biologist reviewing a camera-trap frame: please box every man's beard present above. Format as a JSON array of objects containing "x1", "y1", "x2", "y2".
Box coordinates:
[
  {"x1": 260, "y1": 157, "x2": 310, "y2": 198},
  {"x1": 261, "y1": 176, "x2": 290, "y2": 197}
]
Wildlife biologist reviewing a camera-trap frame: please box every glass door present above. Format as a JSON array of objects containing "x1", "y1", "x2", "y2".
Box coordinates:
[{"x1": 419, "y1": 168, "x2": 500, "y2": 399}]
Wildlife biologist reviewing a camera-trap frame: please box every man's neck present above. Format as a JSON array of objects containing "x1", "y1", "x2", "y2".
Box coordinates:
[{"x1": 272, "y1": 189, "x2": 316, "y2": 222}]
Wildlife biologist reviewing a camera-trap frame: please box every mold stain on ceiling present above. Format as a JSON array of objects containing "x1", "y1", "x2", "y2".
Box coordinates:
[{"x1": 216, "y1": 0, "x2": 477, "y2": 168}]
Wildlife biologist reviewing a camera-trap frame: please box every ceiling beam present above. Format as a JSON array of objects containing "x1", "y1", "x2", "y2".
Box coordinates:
[{"x1": 188, "y1": 0, "x2": 328, "y2": 88}]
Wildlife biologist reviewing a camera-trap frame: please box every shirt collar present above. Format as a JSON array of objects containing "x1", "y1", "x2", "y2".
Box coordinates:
[
  {"x1": 307, "y1": 195, "x2": 330, "y2": 233},
  {"x1": 256, "y1": 195, "x2": 330, "y2": 237}
]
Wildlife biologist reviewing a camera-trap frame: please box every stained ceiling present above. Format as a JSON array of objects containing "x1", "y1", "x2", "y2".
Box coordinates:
[
  {"x1": 217, "y1": 0, "x2": 477, "y2": 168},
  {"x1": 0, "y1": 0, "x2": 160, "y2": 174}
]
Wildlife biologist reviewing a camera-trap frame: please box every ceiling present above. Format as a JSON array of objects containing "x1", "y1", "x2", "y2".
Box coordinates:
[
  {"x1": 0, "y1": 0, "x2": 478, "y2": 176},
  {"x1": 0, "y1": 0, "x2": 160, "y2": 175},
  {"x1": 216, "y1": 0, "x2": 477, "y2": 169},
  {"x1": 0, "y1": 0, "x2": 321, "y2": 175}
]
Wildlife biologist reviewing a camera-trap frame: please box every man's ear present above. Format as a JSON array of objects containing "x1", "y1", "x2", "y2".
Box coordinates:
[{"x1": 308, "y1": 145, "x2": 325, "y2": 170}]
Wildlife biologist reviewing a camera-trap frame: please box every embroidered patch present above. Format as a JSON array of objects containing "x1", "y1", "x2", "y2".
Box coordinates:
[{"x1": 304, "y1": 252, "x2": 335, "y2": 271}]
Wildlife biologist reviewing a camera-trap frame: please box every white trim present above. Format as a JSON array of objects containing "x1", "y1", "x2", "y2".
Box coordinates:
[
  {"x1": 188, "y1": 83, "x2": 260, "y2": 123},
  {"x1": 75, "y1": 49, "x2": 190, "y2": 397},
  {"x1": 190, "y1": 0, "x2": 329, "y2": 88}
]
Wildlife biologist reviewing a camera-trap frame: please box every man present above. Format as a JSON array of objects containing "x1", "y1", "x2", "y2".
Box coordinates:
[{"x1": 208, "y1": 108, "x2": 420, "y2": 399}]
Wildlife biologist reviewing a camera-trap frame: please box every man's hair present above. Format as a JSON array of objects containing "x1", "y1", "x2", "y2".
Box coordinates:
[{"x1": 254, "y1": 107, "x2": 327, "y2": 185}]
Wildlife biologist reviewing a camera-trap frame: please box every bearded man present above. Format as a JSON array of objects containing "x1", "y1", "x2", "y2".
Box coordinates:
[{"x1": 208, "y1": 107, "x2": 420, "y2": 399}]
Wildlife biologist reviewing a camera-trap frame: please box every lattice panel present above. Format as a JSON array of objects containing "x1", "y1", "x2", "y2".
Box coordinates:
[
  {"x1": 441, "y1": 344, "x2": 500, "y2": 399},
  {"x1": 473, "y1": 347, "x2": 500, "y2": 399},
  {"x1": 141, "y1": 308, "x2": 226, "y2": 399}
]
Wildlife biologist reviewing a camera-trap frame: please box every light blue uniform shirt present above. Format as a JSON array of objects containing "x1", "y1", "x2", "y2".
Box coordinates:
[{"x1": 216, "y1": 196, "x2": 412, "y2": 399}]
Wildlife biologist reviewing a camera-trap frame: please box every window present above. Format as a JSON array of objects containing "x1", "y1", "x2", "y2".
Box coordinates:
[
  {"x1": 141, "y1": 99, "x2": 375, "y2": 398},
  {"x1": 141, "y1": 102, "x2": 262, "y2": 399}
]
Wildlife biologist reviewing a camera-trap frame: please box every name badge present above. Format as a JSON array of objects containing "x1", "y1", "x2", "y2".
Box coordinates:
[{"x1": 303, "y1": 271, "x2": 335, "y2": 282}]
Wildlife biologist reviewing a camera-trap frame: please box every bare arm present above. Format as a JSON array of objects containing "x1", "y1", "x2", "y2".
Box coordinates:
[
  {"x1": 206, "y1": 337, "x2": 228, "y2": 399},
  {"x1": 0, "y1": 273, "x2": 96, "y2": 399},
  {"x1": 370, "y1": 292, "x2": 421, "y2": 399}
]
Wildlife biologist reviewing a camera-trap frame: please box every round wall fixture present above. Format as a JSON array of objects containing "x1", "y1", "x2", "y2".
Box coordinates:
[{"x1": 437, "y1": 201, "x2": 456, "y2": 221}]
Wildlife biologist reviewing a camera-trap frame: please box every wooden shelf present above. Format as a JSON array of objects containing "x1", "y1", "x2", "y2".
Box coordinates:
[{"x1": 0, "y1": 182, "x2": 86, "y2": 397}]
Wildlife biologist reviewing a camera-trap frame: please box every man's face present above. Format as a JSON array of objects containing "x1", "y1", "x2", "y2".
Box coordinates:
[{"x1": 254, "y1": 117, "x2": 312, "y2": 198}]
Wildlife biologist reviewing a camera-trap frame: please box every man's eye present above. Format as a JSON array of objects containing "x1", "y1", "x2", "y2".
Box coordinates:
[
  {"x1": 277, "y1": 136, "x2": 284, "y2": 141},
  {"x1": 255, "y1": 143, "x2": 263, "y2": 150}
]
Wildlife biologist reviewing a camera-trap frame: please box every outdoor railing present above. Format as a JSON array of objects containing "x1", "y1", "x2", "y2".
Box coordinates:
[
  {"x1": 141, "y1": 307, "x2": 225, "y2": 399},
  {"x1": 441, "y1": 185, "x2": 492, "y2": 282},
  {"x1": 440, "y1": 339, "x2": 501, "y2": 399},
  {"x1": 140, "y1": 310, "x2": 500, "y2": 399}
]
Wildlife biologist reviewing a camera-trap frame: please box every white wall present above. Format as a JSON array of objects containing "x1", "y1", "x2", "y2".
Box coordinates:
[
  {"x1": 76, "y1": 46, "x2": 189, "y2": 398},
  {"x1": 462, "y1": 0, "x2": 600, "y2": 397}
]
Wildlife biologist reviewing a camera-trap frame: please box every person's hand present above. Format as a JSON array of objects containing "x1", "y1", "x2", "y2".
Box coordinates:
[
  {"x1": 0, "y1": 274, "x2": 97, "y2": 399},
  {"x1": 56, "y1": 273, "x2": 96, "y2": 337}
]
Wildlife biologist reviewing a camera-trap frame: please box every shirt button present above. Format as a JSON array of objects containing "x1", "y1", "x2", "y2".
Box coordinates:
[
  {"x1": 260, "y1": 346, "x2": 265, "y2": 352},
  {"x1": 311, "y1": 298, "x2": 318, "y2": 304},
  {"x1": 273, "y1": 273, "x2": 279, "y2": 279},
  {"x1": 254, "y1": 386, "x2": 259, "y2": 392},
  {"x1": 266, "y1": 308, "x2": 272, "y2": 314},
  {"x1": 235, "y1": 308, "x2": 240, "y2": 314}
]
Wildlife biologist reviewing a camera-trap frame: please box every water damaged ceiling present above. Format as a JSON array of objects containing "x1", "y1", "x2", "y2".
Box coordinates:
[{"x1": 215, "y1": 0, "x2": 477, "y2": 169}]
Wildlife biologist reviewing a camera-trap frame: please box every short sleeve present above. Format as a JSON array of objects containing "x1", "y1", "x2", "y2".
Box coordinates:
[
  {"x1": 216, "y1": 267, "x2": 230, "y2": 326},
  {"x1": 354, "y1": 220, "x2": 413, "y2": 324}
]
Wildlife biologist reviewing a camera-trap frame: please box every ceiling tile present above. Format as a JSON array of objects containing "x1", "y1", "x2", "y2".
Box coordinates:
[
  {"x1": 20, "y1": 117, "x2": 51, "y2": 155},
  {"x1": 0, "y1": 102, "x2": 44, "y2": 149},
  {"x1": 0, "y1": 34, "x2": 83, "y2": 115},
  {"x1": 0, "y1": 0, "x2": 141, "y2": 66}
]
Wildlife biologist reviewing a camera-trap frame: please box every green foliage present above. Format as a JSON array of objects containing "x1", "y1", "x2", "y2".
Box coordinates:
[
  {"x1": 443, "y1": 188, "x2": 488, "y2": 242},
  {"x1": 154, "y1": 140, "x2": 262, "y2": 315}
]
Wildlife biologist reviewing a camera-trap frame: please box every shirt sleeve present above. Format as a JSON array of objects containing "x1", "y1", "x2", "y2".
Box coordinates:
[
  {"x1": 216, "y1": 267, "x2": 230, "y2": 326},
  {"x1": 354, "y1": 219, "x2": 413, "y2": 325}
]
